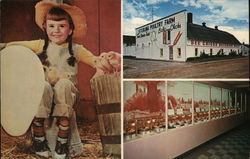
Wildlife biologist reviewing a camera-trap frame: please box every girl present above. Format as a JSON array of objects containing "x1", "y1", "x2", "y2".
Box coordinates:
[{"x1": 3, "y1": 1, "x2": 119, "y2": 159}]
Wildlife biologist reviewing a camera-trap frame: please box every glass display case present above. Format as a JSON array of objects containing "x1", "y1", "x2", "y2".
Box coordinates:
[
  {"x1": 194, "y1": 83, "x2": 209, "y2": 123},
  {"x1": 167, "y1": 81, "x2": 192, "y2": 129},
  {"x1": 124, "y1": 81, "x2": 166, "y2": 141},
  {"x1": 123, "y1": 81, "x2": 248, "y2": 142},
  {"x1": 210, "y1": 86, "x2": 221, "y2": 120},
  {"x1": 240, "y1": 92, "x2": 247, "y2": 113},
  {"x1": 236, "y1": 92, "x2": 242, "y2": 113},
  {"x1": 230, "y1": 91, "x2": 236, "y2": 114},
  {"x1": 243, "y1": 93, "x2": 247, "y2": 113},
  {"x1": 221, "y1": 88, "x2": 230, "y2": 117}
]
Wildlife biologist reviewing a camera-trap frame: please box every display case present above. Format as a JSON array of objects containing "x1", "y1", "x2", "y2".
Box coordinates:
[
  {"x1": 124, "y1": 81, "x2": 248, "y2": 143},
  {"x1": 167, "y1": 81, "x2": 192, "y2": 129},
  {"x1": 221, "y1": 88, "x2": 230, "y2": 117},
  {"x1": 194, "y1": 83, "x2": 209, "y2": 123},
  {"x1": 230, "y1": 91, "x2": 236, "y2": 114},
  {"x1": 243, "y1": 93, "x2": 247, "y2": 113},
  {"x1": 236, "y1": 92, "x2": 242, "y2": 113},
  {"x1": 124, "y1": 81, "x2": 166, "y2": 141},
  {"x1": 210, "y1": 86, "x2": 221, "y2": 120}
]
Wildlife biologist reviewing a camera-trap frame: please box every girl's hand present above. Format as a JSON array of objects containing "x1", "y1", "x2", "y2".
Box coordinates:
[
  {"x1": 103, "y1": 51, "x2": 121, "y2": 72},
  {"x1": 94, "y1": 55, "x2": 113, "y2": 73},
  {"x1": 95, "y1": 51, "x2": 121, "y2": 73}
]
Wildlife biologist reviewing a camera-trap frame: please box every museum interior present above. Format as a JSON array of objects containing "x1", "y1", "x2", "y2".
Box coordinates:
[{"x1": 123, "y1": 81, "x2": 250, "y2": 159}]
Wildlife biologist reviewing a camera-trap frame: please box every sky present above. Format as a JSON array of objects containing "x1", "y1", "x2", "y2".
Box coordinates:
[{"x1": 123, "y1": 0, "x2": 249, "y2": 44}]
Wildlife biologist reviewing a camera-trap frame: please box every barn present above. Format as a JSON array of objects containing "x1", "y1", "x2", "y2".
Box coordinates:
[{"x1": 135, "y1": 10, "x2": 241, "y2": 61}]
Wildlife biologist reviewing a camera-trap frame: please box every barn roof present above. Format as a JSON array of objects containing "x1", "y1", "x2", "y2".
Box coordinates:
[
  {"x1": 242, "y1": 43, "x2": 249, "y2": 48},
  {"x1": 123, "y1": 35, "x2": 136, "y2": 46},
  {"x1": 187, "y1": 23, "x2": 241, "y2": 45}
]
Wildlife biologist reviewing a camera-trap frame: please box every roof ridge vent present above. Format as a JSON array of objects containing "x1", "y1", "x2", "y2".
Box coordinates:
[
  {"x1": 202, "y1": 22, "x2": 206, "y2": 27},
  {"x1": 187, "y1": 12, "x2": 193, "y2": 23}
]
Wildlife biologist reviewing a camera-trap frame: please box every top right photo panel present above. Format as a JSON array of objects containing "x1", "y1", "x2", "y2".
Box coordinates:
[{"x1": 123, "y1": 0, "x2": 249, "y2": 79}]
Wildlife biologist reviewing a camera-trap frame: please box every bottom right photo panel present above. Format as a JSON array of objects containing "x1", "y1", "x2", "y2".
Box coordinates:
[{"x1": 123, "y1": 80, "x2": 249, "y2": 159}]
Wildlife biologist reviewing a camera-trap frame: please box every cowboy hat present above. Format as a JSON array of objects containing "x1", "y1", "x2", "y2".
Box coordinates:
[{"x1": 35, "y1": 1, "x2": 87, "y2": 41}]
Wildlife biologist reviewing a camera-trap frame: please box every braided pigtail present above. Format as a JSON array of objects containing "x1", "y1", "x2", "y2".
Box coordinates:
[
  {"x1": 66, "y1": 33, "x2": 76, "y2": 67},
  {"x1": 38, "y1": 33, "x2": 50, "y2": 67}
]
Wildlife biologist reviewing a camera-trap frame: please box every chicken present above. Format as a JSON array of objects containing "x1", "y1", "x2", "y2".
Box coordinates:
[
  {"x1": 92, "y1": 51, "x2": 121, "y2": 79},
  {"x1": 103, "y1": 51, "x2": 121, "y2": 72},
  {"x1": 44, "y1": 66, "x2": 72, "y2": 85}
]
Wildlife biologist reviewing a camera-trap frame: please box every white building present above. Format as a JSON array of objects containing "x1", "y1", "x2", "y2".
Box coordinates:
[
  {"x1": 123, "y1": 35, "x2": 136, "y2": 57},
  {"x1": 240, "y1": 43, "x2": 249, "y2": 56},
  {"x1": 135, "y1": 10, "x2": 241, "y2": 61}
]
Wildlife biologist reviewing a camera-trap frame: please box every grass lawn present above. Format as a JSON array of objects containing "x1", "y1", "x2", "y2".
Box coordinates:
[{"x1": 187, "y1": 55, "x2": 247, "y2": 63}]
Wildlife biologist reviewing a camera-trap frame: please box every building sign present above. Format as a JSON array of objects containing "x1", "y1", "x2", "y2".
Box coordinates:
[
  {"x1": 190, "y1": 40, "x2": 236, "y2": 47},
  {"x1": 136, "y1": 16, "x2": 181, "y2": 38}
]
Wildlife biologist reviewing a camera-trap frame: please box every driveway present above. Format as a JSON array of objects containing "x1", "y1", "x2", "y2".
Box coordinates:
[{"x1": 123, "y1": 57, "x2": 249, "y2": 79}]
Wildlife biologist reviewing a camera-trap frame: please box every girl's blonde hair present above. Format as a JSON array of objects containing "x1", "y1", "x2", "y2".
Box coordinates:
[{"x1": 38, "y1": 7, "x2": 76, "y2": 67}]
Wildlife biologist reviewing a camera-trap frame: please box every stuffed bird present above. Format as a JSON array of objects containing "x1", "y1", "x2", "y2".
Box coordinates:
[
  {"x1": 92, "y1": 51, "x2": 121, "y2": 79},
  {"x1": 44, "y1": 66, "x2": 72, "y2": 85}
]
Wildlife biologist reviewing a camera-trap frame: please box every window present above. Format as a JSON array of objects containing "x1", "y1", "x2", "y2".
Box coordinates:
[
  {"x1": 211, "y1": 87, "x2": 222, "y2": 120},
  {"x1": 177, "y1": 48, "x2": 181, "y2": 57},
  {"x1": 160, "y1": 48, "x2": 163, "y2": 57},
  {"x1": 194, "y1": 83, "x2": 209, "y2": 123},
  {"x1": 124, "y1": 81, "x2": 166, "y2": 141},
  {"x1": 168, "y1": 81, "x2": 192, "y2": 129},
  {"x1": 222, "y1": 89, "x2": 230, "y2": 117},
  {"x1": 210, "y1": 49, "x2": 213, "y2": 56},
  {"x1": 163, "y1": 31, "x2": 167, "y2": 44},
  {"x1": 124, "y1": 81, "x2": 249, "y2": 141},
  {"x1": 195, "y1": 48, "x2": 198, "y2": 56},
  {"x1": 142, "y1": 43, "x2": 144, "y2": 48},
  {"x1": 167, "y1": 30, "x2": 171, "y2": 41}
]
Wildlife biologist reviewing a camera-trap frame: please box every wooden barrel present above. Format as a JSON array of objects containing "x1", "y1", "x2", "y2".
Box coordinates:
[{"x1": 90, "y1": 74, "x2": 121, "y2": 157}]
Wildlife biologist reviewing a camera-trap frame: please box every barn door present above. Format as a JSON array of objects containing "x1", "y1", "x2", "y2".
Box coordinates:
[{"x1": 169, "y1": 47, "x2": 173, "y2": 60}]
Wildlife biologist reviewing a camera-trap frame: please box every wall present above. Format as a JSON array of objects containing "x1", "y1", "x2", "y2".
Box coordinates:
[
  {"x1": 124, "y1": 114, "x2": 245, "y2": 159},
  {"x1": 240, "y1": 45, "x2": 249, "y2": 56},
  {"x1": 73, "y1": 0, "x2": 121, "y2": 100},
  {"x1": 135, "y1": 10, "x2": 187, "y2": 61},
  {"x1": 186, "y1": 40, "x2": 240, "y2": 58},
  {"x1": 172, "y1": 11, "x2": 187, "y2": 61},
  {"x1": 123, "y1": 45, "x2": 136, "y2": 57},
  {"x1": 0, "y1": 0, "x2": 43, "y2": 42},
  {"x1": 75, "y1": 0, "x2": 121, "y2": 119},
  {"x1": 1, "y1": 0, "x2": 121, "y2": 119}
]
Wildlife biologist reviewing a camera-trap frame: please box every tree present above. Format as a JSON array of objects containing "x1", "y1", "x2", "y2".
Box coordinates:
[{"x1": 126, "y1": 81, "x2": 165, "y2": 112}]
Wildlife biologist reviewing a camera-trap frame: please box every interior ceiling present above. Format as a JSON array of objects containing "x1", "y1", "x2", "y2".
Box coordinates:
[{"x1": 221, "y1": 81, "x2": 249, "y2": 88}]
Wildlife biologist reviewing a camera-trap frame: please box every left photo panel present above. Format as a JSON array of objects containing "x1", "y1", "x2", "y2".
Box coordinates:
[{"x1": 0, "y1": 0, "x2": 121, "y2": 158}]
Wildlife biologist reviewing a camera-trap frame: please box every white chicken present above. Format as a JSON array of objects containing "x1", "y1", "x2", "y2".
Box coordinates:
[
  {"x1": 44, "y1": 66, "x2": 72, "y2": 85},
  {"x1": 92, "y1": 51, "x2": 121, "y2": 79}
]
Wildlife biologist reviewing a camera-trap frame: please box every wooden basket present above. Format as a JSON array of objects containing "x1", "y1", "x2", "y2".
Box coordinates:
[{"x1": 90, "y1": 74, "x2": 121, "y2": 157}]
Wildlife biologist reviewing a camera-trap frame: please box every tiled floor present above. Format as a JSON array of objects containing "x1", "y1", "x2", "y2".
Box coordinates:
[{"x1": 176, "y1": 122, "x2": 250, "y2": 159}]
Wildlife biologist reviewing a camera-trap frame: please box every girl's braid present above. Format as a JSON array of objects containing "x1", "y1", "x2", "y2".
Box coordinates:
[
  {"x1": 38, "y1": 33, "x2": 50, "y2": 67},
  {"x1": 66, "y1": 33, "x2": 76, "y2": 67}
]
